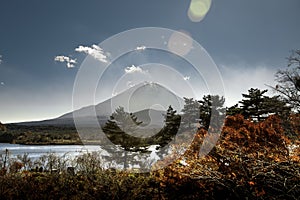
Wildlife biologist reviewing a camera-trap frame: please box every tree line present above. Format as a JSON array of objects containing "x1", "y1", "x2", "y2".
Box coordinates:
[{"x1": 94, "y1": 50, "x2": 300, "y2": 169}]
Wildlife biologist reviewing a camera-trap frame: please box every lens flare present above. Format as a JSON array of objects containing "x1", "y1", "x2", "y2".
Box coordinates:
[
  {"x1": 188, "y1": 0, "x2": 212, "y2": 22},
  {"x1": 168, "y1": 30, "x2": 193, "y2": 56},
  {"x1": 73, "y1": 27, "x2": 225, "y2": 173}
]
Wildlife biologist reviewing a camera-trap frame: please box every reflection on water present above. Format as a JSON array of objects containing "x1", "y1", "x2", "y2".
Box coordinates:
[
  {"x1": 0, "y1": 143, "x2": 161, "y2": 171},
  {"x1": 0, "y1": 143, "x2": 102, "y2": 159}
]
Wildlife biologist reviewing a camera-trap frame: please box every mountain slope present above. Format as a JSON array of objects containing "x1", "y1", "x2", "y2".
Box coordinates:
[{"x1": 15, "y1": 82, "x2": 183, "y2": 127}]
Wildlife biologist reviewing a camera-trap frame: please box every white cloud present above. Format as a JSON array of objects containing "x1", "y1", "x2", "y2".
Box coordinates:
[
  {"x1": 75, "y1": 44, "x2": 108, "y2": 63},
  {"x1": 136, "y1": 45, "x2": 146, "y2": 51},
  {"x1": 220, "y1": 64, "x2": 277, "y2": 107},
  {"x1": 183, "y1": 76, "x2": 190, "y2": 81},
  {"x1": 124, "y1": 65, "x2": 148, "y2": 74},
  {"x1": 0, "y1": 82, "x2": 4, "y2": 86},
  {"x1": 0, "y1": 55, "x2": 2, "y2": 64},
  {"x1": 54, "y1": 55, "x2": 77, "y2": 68},
  {"x1": 126, "y1": 81, "x2": 136, "y2": 87}
]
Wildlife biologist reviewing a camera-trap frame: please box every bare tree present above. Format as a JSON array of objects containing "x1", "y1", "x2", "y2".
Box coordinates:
[{"x1": 272, "y1": 50, "x2": 300, "y2": 112}]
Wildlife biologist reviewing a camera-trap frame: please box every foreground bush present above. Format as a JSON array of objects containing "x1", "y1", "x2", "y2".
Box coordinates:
[
  {"x1": 0, "y1": 171, "x2": 157, "y2": 200},
  {"x1": 0, "y1": 160, "x2": 298, "y2": 200}
]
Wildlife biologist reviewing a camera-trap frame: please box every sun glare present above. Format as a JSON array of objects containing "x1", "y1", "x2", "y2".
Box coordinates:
[
  {"x1": 168, "y1": 30, "x2": 193, "y2": 56},
  {"x1": 188, "y1": 0, "x2": 212, "y2": 22}
]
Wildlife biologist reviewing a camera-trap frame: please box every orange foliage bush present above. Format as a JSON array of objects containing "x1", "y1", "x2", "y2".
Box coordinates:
[
  {"x1": 153, "y1": 114, "x2": 299, "y2": 199},
  {"x1": 290, "y1": 113, "x2": 300, "y2": 137}
]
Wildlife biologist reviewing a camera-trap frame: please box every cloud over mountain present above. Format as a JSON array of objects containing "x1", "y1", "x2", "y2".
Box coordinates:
[
  {"x1": 125, "y1": 65, "x2": 148, "y2": 74},
  {"x1": 75, "y1": 44, "x2": 108, "y2": 63},
  {"x1": 54, "y1": 55, "x2": 77, "y2": 68},
  {"x1": 183, "y1": 76, "x2": 190, "y2": 81},
  {"x1": 135, "y1": 46, "x2": 146, "y2": 51}
]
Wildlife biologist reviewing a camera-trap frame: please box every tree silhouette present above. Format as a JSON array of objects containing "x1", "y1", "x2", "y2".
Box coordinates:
[
  {"x1": 102, "y1": 107, "x2": 147, "y2": 169},
  {"x1": 157, "y1": 105, "x2": 181, "y2": 146},
  {"x1": 226, "y1": 104, "x2": 242, "y2": 116},
  {"x1": 231, "y1": 88, "x2": 291, "y2": 122},
  {"x1": 262, "y1": 95, "x2": 291, "y2": 118},
  {"x1": 153, "y1": 105, "x2": 181, "y2": 160},
  {"x1": 239, "y1": 88, "x2": 268, "y2": 121},
  {"x1": 272, "y1": 50, "x2": 300, "y2": 112},
  {"x1": 103, "y1": 106, "x2": 150, "y2": 150},
  {"x1": 198, "y1": 95, "x2": 226, "y2": 130},
  {"x1": 181, "y1": 98, "x2": 200, "y2": 130},
  {"x1": 0, "y1": 122, "x2": 13, "y2": 143},
  {"x1": 0, "y1": 122, "x2": 7, "y2": 133},
  {"x1": 102, "y1": 106, "x2": 182, "y2": 169}
]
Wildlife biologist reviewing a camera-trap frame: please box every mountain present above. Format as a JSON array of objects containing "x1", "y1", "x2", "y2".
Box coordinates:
[
  {"x1": 134, "y1": 108, "x2": 165, "y2": 127},
  {"x1": 15, "y1": 82, "x2": 184, "y2": 127}
]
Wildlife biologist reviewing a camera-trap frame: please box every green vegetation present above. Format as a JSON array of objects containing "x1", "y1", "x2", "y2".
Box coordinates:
[
  {"x1": 0, "y1": 124, "x2": 81, "y2": 145},
  {"x1": 102, "y1": 105, "x2": 181, "y2": 169},
  {"x1": 227, "y1": 88, "x2": 291, "y2": 122}
]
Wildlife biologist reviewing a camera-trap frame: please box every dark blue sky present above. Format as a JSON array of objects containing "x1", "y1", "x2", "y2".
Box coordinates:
[{"x1": 0, "y1": 0, "x2": 300, "y2": 123}]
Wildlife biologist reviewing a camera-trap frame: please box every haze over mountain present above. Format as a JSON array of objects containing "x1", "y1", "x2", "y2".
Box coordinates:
[{"x1": 15, "y1": 82, "x2": 184, "y2": 127}]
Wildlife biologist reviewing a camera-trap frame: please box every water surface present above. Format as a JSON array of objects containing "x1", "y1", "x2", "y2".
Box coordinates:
[{"x1": 0, "y1": 143, "x2": 102, "y2": 159}]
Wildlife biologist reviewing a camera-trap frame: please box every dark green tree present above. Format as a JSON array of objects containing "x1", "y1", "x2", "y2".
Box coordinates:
[
  {"x1": 262, "y1": 95, "x2": 293, "y2": 137},
  {"x1": 103, "y1": 106, "x2": 183, "y2": 168},
  {"x1": 110, "y1": 106, "x2": 142, "y2": 134},
  {"x1": 102, "y1": 107, "x2": 146, "y2": 169},
  {"x1": 198, "y1": 95, "x2": 226, "y2": 130},
  {"x1": 0, "y1": 122, "x2": 13, "y2": 143},
  {"x1": 0, "y1": 122, "x2": 6, "y2": 132},
  {"x1": 161, "y1": 105, "x2": 181, "y2": 144},
  {"x1": 154, "y1": 105, "x2": 181, "y2": 159},
  {"x1": 239, "y1": 88, "x2": 268, "y2": 121},
  {"x1": 181, "y1": 98, "x2": 200, "y2": 130},
  {"x1": 226, "y1": 104, "x2": 242, "y2": 116},
  {"x1": 262, "y1": 95, "x2": 291, "y2": 118},
  {"x1": 152, "y1": 106, "x2": 181, "y2": 146},
  {"x1": 238, "y1": 88, "x2": 291, "y2": 122}
]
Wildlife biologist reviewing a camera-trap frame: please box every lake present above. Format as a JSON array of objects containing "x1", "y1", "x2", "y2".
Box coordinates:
[
  {"x1": 0, "y1": 143, "x2": 163, "y2": 171},
  {"x1": 0, "y1": 143, "x2": 102, "y2": 159}
]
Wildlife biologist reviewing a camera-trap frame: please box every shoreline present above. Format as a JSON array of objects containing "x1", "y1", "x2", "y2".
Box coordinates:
[{"x1": 1, "y1": 140, "x2": 104, "y2": 146}]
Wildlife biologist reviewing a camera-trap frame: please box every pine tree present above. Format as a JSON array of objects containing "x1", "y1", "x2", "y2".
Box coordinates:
[
  {"x1": 163, "y1": 105, "x2": 181, "y2": 141},
  {"x1": 103, "y1": 106, "x2": 146, "y2": 149},
  {"x1": 239, "y1": 88, "x2": 268, "y2": 121},
  {"x1": 153, "y1": 106, "x2": 181, "y2": 147},
  {"x1": 226, "y1": 104, "x2": 242, "y2": 116},
  {"x1": 210, "y1": 95, "x2": 226, "y2": 130},
  {"x1": 103, "y1": 106, "x2": 183, "y2": 168},
  {"x1": 262, "y1": 95, "x2": 291, "y2": 117},
  {"x1": 154, "y1": 105, "x2": 181, "y2": 159},
  {"x1": 238, "y1": 88, "x2": 291, "y2": 122},
  {"x1": 198, "y1": 95, "x2": 225, "y2": 130},
  {"x1": 102, "y1": 107, "x2": 146, "y2": 169},
  {"x1": 181, "y1": 98, "x2": 200, "y2": 130}
]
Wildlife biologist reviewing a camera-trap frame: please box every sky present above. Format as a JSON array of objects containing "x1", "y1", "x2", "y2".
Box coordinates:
[{"x1": 0, "y1": 0, "x2": 300, "y2": 123}]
